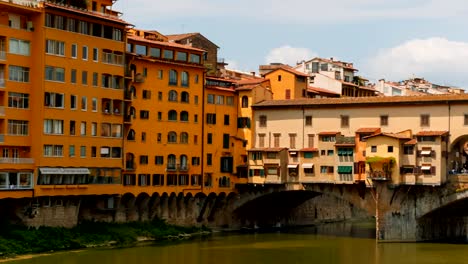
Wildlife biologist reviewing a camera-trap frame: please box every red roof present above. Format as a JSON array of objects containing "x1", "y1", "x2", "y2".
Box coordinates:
[
  {"x1": 364, "y1": 132, "x2": 411, "y2": 140},
  {"x1": 307, "y1": 86, "x2": 340, "y2": 95},
  {"x1": 318, "y1": 132, "x2": 340, "y2": 136},
  {"x1": 127, "y1": 35, "x2": 205, "y2": 52},
  {"x1": 355, "y1": 128, "x2": 381, "y2": 134},
  {"x1": 248, "y1": 148, "x2": 287, "y2": 152},
  {"x1": 404, "y1": 139, "x2": 417, "y2": 145},
  {"x1": 299, "y1": 148, "x2": 319, "y2": 152},
  {"x1": 415, "y1": 131, "x2": 449, "y2": 136},
  {"x1": 265, "y1": 65, "x2": 309, "y2": 77}
]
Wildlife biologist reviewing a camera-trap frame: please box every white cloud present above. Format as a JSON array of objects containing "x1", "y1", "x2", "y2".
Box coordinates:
[
  {"x1": 365, "y1": 37, "x2": 468, "y2": 87},
  {"x1": 265, "y1": 46, "x2": 317, "y2": 66},
  {"x1": 115, "y1": 0, "x2": 468, "y2": 25}
]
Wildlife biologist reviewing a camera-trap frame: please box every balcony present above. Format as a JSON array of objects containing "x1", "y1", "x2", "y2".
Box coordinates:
[
  {"x1": 0, "y1": 51, "x2": 5, "y2": 60},
  {"x1": 134, "y1": 73, "x2": 145, "y2": 83},
  {"x1": 166, "y1": 164, "x2": 177, "y2": 172},
  {"x1": 0, "y1": 134, "x2": 4, "y2": 143},
  {"x1": 367, "y1": 171, "x2": 392, "y2": 181},
  {"x1": 125, "y1": 161, "x2": 136, "y2": 171},
  {"x1": 102, "y1": 52, "x2": 124, "y2": 66},
  {"x1": 0, "y1": 158, "x2": 34, "y2": 164}
]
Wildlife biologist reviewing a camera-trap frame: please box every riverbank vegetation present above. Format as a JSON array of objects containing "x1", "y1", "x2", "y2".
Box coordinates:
[{"x1": 0, "y1": 219, "x2": 209, "y2": 258}]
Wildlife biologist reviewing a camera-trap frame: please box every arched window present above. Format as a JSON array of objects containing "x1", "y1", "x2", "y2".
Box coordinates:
[
  {"x1": 169, "y1": 69, "x2": 178, "y2": 85},
  {"x1": 181, "y1": 71, "x2": 189, "y2": 87},
  {"x1": 129, "y1": 107, "x2": 136, "y2": 118},
  {"x1": 168, "y1": 110, "x2": 177, "y2": 121},
  {"x1": 180, "y1": 132, "x2": 188, "y2": 143},
  {"x1": 167, "y1": 154, "x2": 176, "y2": 169},
  {"x1": 180, "y1": 111, "x2": 189, "y2": 122},
  {"x1": 181, "y1": 91, "x2": 189, "y2": 103},
  {"x1": 180, "y1": 155, "x2": 188, "y2": 167},
  {"x1": 130, "y1": 86, "x2": 136, "y2": 98},
  {"x1": 168, "y1": 90, "x2": 178, "y2": 102},
  {"x1": 241, "y1": 96, "x2": 248, "y2": 108},
  {"x1": 126, "y1": 129, "x2": 136, "y2": 141},
  {"x1": 168, "y1": 131, "x2": 177, "y2": 143}
]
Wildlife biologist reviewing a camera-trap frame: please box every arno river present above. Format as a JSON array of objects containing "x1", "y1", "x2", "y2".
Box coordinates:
[{"x1": 8, "y1": 222, "x2": 468, "y2": 264}]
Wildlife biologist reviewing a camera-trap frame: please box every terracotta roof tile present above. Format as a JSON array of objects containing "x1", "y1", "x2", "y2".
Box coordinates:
[
  {"x1": 415, "y1": 131, "x2": 449, "y2": 136},
  {"x1": 264, "y1": 65, "x2": 309, "y2": 77},
  {"x1": 307, "y1": 86, "x2": 340, "y2": 95},
  {"x1": 166, "y1": 33, "x2": 200, "y2": 41},
  {"x1": 248, "y1": 148, "x2": 287, "y2": 152},
  {"x1": 299, "y1": 148, "x2": 319, "y2": 152},
  {"x1": 253, "y1": 94, "x2": 468, "y2": 108},
  {"x1": 318, "y1": 132, "x2": 340, "y2": 136},
  {"x1": 404, "y1": 139, "x2": 418, "y2": 145},
  {"x1": 45, "y1": 2, "x2": 130, "y2": 25},
  {"x1": 356, "y1": 128, "x2": 381, "y2": 134},
  {"x1": 127, "y1": 35, "x2": 205, "y2": 52},
  {"x1": 364, "y1": 132, "x2": 411, "y2": 140}
]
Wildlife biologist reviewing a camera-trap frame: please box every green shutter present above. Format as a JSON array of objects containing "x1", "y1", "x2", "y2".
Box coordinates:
[
  {"x1": 249, "y1": 169, "x2": 253, "y2": 177},
  {"x1": 246, "y1": 118, "x2": 251, "y2": 128},
  {"x1": 338, "y1": 166, "x2": 353, "y2": 174},
  {"x1": 260, "y1": 169, "x2": 264, "y2": 176},
  {"x1": 347, "y1": 149, "x2": 353, "y2": 156}
]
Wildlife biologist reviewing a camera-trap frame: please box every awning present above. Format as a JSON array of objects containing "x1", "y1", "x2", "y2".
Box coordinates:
[
  {"x1": 302, "y1": 163, "x2": 314, "y2": 169},
  {"x1": 421, "y1": 150, "x2": 432, "y2": 156},
  {"x1": 39, "y1": 168, "x2": 90, "y2": 175},
  {"x1": 338, "y1": 166, "x2": 353, "y2": 174},
  {"x1": 287, "y1": 164, "x2": 299, "y2": 169},
  {"x1": 421, "y1": 166, "x2": 431, "y2": 171},
  {"x1": 289, "y1": 152, "x2": 297, "y2": 155}
]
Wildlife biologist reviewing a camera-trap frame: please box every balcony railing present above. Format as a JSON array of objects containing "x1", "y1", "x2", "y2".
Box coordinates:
[
  {"x1": 166, "y1": 164, "x2": 177, "y2": 172},
  {"x1": 134, "y1": 73, "x2": 145, "y2": 83},
  {"x1": 102, "y1": 52, "x2": 124, "y2": 66},
  {"x1": 367, "y1": 171, "x2": 392, "y2": 180},
  {"x1": 0, "y1": 158, "x2": 34, "y2": 164}
]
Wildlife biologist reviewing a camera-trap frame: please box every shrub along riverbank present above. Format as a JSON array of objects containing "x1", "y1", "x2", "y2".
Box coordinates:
[{"x1": 0, "y1": 219, "x2": 209, "y2": 257}]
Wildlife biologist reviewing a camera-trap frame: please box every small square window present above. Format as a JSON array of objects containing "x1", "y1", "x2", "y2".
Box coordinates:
[
  {"x1": 388, "y1": 146, "x2": 393, "y2": 153},
  {"x1": 380, "y1": 115, "x2": 388, "y2": 126},
  {"x1": 371, "y1": 146, "x2": 377, "y2": 153}
]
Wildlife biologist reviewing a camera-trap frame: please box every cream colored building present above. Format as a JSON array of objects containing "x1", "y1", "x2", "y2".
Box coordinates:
[{"x1": 250, "y1": 94, "x2": 468, "y2": 187}]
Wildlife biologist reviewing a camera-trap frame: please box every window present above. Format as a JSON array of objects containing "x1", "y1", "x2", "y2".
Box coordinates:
[
  {"x1": 305, "y1": 116, "x2": 312, "y2": 126},
  {"x1": 168, "y1": 131, "x2": 177, "y2": 143},
  {"x1": 241, "y1": 96, "x2": 248, "y2": 108},
  {"x1": 101, "y1": 123, "x2": 111, "y2": 137},
  {"x1": 82, "y1": 71, "x2": 88, "y2": 85},
  {"x1": 91, "y1": 122, "x2": 97, "y2": 136},
  {"x1": 150, "y1": 47, "x2": 160, "y2": 57},
  {"x1": 420, "y1": 114, "x2": 430, "y2": 127},
  {"x1": 404, "y1": 146, "x2": 414, "y2": 155},
  {"x1": 327, "y1": 150, "x2": 334, "y2": 156},
  {"x1": 91, "y1": 98, "x2": 97, "y2": 112},
  {"x1": 43, "y1": 119, "x2": 63, "y2": 135},
  {"x1": 69, "y1": 145, "x2": 75, "y2": 157},
  {"x1": 216, "y1": 95, "x2": 224, "y2": 105},
  {"x1": 44, "y1": 92, "x2": 64, "y2": 108},
  {"x1": 220, "y1": 157, "x2": 233, "y2": 173},
  {"x1": 8, "y1": 120, "x2": 28, "y2": 135},
  {"x1": 139, "y1": 155, "x2": 148, "y2": 165},
  {"x1": 169, "y1": 70, "x2": 177, "y2": 85},
  {"x1": 82, "y1": 46, "x2": 88, "y2": 60},
  {"x1": 273, "y1": 133, "x2": 281, "y2": 148},
  {"x1": 91, "y1": 147, "x2": 97, "y2": 157},
  {"x1": 259, "y1": 115, "x2": 267, "y2": 127},
  {"x1": 190, "y1": 54, "x2": 201, "y2": 63},
  {"x1": 138, "y1": 174, "x2": 150, "y2": 186},
  {"x1": 290, "y1": 134, "x2": 296, "y2": 149},
  {"x1": 81, "y1": 96, "x2": 87, "y2": 110},
  {"x1": 168, "y1": 110, "x2": 177, "y2": 121},
  {"x1": 157, "y1": 70, "x2": 163, "y2": 79},
  {"x1": 8, "y1": 92, "x2": 29, "y2": 109},
  {"x1": 70, "y1": 121, "x2": 75, "y2": 135},
  {"x1": 80, "y1": 146, "x2": 86, "y2": 157},
  {"x1": 207, "y1": 153, "x2": 212, "y2": 166},
  {"x1": 70, "y1": 95, "x2": 77, "y2": 109},
  {"x1": 143, "y1": 90, "x2": 151, "y2": 99},
  {"x1": 45, "y1": 39, "x2": 64, "y2": 56},
  {"x1": 135, "y1": 44, "x2": 147, "y2": 55},
  {"x1": 304, "y1": 152, "x2": 314, "y2": 158},
  {"x1": 223, "y1": 134, "x2": 230, "y2": 149},
  {"x1": 80, "y1": 121, "x2": 86, "y2": 135},
  {"x1": 43, "y1": 145, "x2": 63, "y2": 157},
  {"x1": 192, "y1": 157, "x2": 200, "y2": 166},
  {"x1": 180, "y1": 111, "x2": 189, "y2": 122},
  {"x1": 163, "y1": 50, "x2": 174, "y2": 59},
  {"x1": 464, "y1": 114, "x2": 468, "y2": 126},
  {"x1": 278, "y1": 75, "x2": 282, "y2": 81},
  {"x1": 380, "y1": 115, "x2": 388, "y2": 126},
  {"x1": 308, "y1": 134, "x2": 315, "y2": 148},
  {"x1": 194, "y1": 95, "x2": 199, "y2": 105},
  {"x1": 176, "y1": 52, "x2": 187, "y2": 61},
  {"x1": 388, "y1": 146, "x2": 394, "y2": 153},
  {"x1": 8, "y1": 66, "x2": 29, "y2": 82},
  {"x1": 155, "y1": 156, "x2": 164, "y2": 165},
  {"x1": 157, "y1": 133, "x2": 162, "y2": 143},
  {"x1": 45, "y1": 66, "x2": 65, "y2": 82},
  {"x1": 224, "y1": 115, "x2": 230, "y2": 125},
  {"x1": 207, "y1": 94, "x2": 215, "y2": 104},
  {"x1": 71, "y1": 44, "x2": 77, "y2": 58},
  {"x1": 341, "y1": 115, "x2": 349, "y2": 128},
  {"x1": 71, "y1": 69, "x2": 77, "y2": 84},
  {"x1": 285, "y1": 89, "x2": 291, "y2": 99},
  {"x1": 207, "y1": 133, "x2": 213, "y2": 144},
  {"x1": 181, "y1": 92, "x2": 189, "y2": 103},
  {"x1": 92, "y1": 72, "x2": 98, "y2": 86},
  {"x1": 206, "y1": 113, "x2": 216, "y2": 124},
  {"x1": 251, "y1": 152, "x2": 262, "y2": 160},
  {"x1": 140, "y1": 110, "x2": 149, "y2": 119},
  {"x1": 93, "y1": 48, "x2": 98, "y2": 61},
  {"x1": 194, "y1": 114, "x2": 198, "y2": 123},
  {"x1": 226, "y1": 96, "x2": 234, "y2": 106},
  {"x1": 168, "y1": 90, "x2": 178, "y2": 101},
  {"x1": 371, "y1": 146, "x2": 377, "y2": 153},
  {"x1": 9, "y1": 39, "x2": 30, "y2": 56},
  {"x1": 237, "y1": 117, "x2": 251, "y2": 128},
  {"x1": 181, "y1": 71, "x2": 189, "y2": 87},
  {"x1": 258, "y1": 134, "x2": 265, "y2": 148}
]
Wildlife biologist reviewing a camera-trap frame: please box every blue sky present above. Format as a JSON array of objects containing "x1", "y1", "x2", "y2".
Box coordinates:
[{"x1": 115, "y1": 0, "x2": 468, "y2": 87}]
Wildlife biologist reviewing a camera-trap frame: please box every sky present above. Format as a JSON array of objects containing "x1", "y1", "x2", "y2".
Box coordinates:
[{"x1": 114, "y1": 0, "x2": 468, "y2": 88}]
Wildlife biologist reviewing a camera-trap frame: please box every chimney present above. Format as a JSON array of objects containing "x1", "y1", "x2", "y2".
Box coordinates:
[
  {"x1": 251, "y1": 72, "x2": 255, "y2": 77},
  {"x1": 330, "y1": 57, "x2": 334, "y2": 61}
]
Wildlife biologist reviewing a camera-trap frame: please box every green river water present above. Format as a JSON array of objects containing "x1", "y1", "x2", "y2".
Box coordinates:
[{"x1": 7, "y1": 222, "x2": 468, "y2": 264}]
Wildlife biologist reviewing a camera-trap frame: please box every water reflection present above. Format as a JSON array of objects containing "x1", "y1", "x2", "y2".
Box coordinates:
[{"x1": 8, "y1": 222, "x2": 468, "y2": 264}]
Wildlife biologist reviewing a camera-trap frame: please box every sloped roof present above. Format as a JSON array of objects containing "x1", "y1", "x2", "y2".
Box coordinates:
[
  {"x1": 415, "y1": 131, "x2": 449, "y2": 136},
  {"x1": 127, "y1": 35, "x2": 205, "y2": 52},
  {"x1": 264, "y1": 65, "x2": 309, "y2": 78},
  {"x1": 356, "y1": 128, "x2": 381, "y2": 134},
  {"x1": 166, "y1": 32, "x2": 219, "y2": 48}
]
